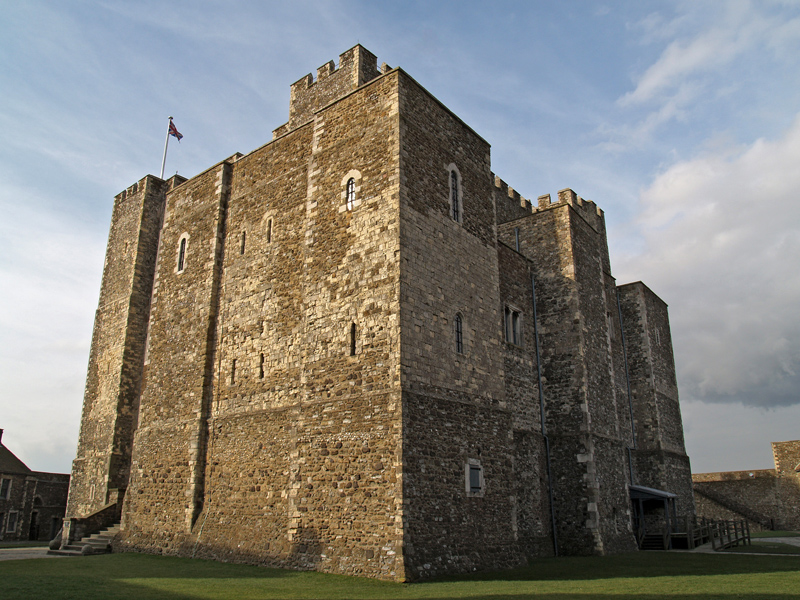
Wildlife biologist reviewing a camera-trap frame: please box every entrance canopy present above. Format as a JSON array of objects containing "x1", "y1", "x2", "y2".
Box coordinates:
[{"x1": 629, "y1": 485, "x2": 677, "y2": 502}]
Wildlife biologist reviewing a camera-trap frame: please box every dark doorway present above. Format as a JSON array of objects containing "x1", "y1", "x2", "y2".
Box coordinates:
[
  {"x1": 28, "y1": 511, "x2": 39, "y2": 540},
  {"x1": 49, "y1": 516, "x2": 61, "y2": 541}
]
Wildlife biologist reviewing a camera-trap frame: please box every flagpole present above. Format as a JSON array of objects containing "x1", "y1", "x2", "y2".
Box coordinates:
[{"x1": 160, "y1": 116, "x2": 173, "y2": 179}]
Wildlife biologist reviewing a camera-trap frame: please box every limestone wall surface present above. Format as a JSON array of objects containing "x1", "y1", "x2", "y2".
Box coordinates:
[
  {"x1": 69, "y1": 45, "x2": 693, "y2": 581},
  {"x1": 117, "y1": 70, "x2": 406, "y2": 580},
  {"x1": 67, "y1": 174, "x2": 177, "y2": 520}
]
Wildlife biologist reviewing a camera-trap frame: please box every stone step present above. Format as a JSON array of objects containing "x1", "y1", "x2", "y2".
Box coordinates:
[{"x1": 46, "y1": 522, "x2": 120, "y2": 557}]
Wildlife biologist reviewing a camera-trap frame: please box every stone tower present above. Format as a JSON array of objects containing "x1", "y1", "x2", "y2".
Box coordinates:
[{"x1": 65, "y1": 45, "x2": 694, "y2": 580}]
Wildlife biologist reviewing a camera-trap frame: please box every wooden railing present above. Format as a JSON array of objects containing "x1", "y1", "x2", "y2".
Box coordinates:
[
  {"x1": 635, "y1": 515, "x2": 717, "y2": 550},
  {"x1": 709, "y1": 519, "x2": 751, "y2": 550}
]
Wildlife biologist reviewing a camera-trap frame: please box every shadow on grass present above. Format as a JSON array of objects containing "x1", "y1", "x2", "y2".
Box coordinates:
[
  {"x1": 433, "y1": 551, "x2": 800, "y2": 582},
  {"x1": 2, "y1": 551, "x2": 800, "y2": 600}
]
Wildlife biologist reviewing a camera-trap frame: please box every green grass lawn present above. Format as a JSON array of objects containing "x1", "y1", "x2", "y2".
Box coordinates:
[{"x1": 2, "y1": 551, "x2": 800, "y2": 600}]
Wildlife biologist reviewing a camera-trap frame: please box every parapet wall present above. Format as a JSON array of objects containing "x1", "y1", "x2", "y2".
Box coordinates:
[
  {"x1": 275, "y1": 44, "x2": 383, "y2": 136},
  {"x1": 532, "y1": 188, "x2": 604, "y2": 233},
  {"x1": 493, "y1": 173, "x2": 532, "y2": 224}
]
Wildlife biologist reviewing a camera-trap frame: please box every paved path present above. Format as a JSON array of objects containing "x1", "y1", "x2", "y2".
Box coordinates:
[
  {"x1": 687, "y1": 536, "x2": 800, "y2": 556},
  {"x1": 757, "y1": 536, "x2": 800, "y2": 547},
  {"x1": 0, "y1": 547, "x2": 68, "y2": 561}
]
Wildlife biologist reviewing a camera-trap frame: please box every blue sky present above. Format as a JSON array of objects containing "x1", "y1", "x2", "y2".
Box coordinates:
[{"x1": 1, "y1": 0, "x2": 799, "y2": 475}]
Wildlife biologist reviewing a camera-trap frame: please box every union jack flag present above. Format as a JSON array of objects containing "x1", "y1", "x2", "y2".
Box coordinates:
[{"x1": 169, "y1": 120, "x2": 183, "y2": 141}]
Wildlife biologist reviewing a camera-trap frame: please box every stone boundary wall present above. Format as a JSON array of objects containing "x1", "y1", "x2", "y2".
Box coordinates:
[{"x1": 693, "y1": 440, "x2": 800, "y2": 531}]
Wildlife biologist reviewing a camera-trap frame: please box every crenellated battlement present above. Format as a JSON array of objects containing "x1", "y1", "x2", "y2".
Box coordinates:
[
  {"x1": 533, "y1": 188, "x2": 604, "y2": 231},
  {"x1": 493, "y1": 173, "x2": 533, "y2": 212},
  {"x1": 275, "y1": 45, "x2": 383, "y2": 137},
  {"x1": 492, "y1": 173, "x2": 533, "y2": 223},
  {"x1": 116, "y1": 174, "x2": 187, "y2": 203}
]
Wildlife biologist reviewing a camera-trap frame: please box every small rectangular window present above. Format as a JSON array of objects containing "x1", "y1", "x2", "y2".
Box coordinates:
[
  {"x1": 450, "y1": 170, "x2": 461, "y2": 222},
  {"x1": 240, "y1": 231, "x2": 246, "y2": 255},
  {"x1": 0, "y1": 478, "x2": 10, "y2": 499},
  {"x1": 266, "y1": 219, "x2": 273, "y2": 244},
  {"x1": 231, "y1": 359, "x2": 237, "y2": 384},
  {"x1": 178, "y1": 237, "x2": 187, "y2": 272},
  {"x1": 514, "y1": 227, "x2": 520, "y2": 252},
  {"x1": 465, "y1": 461, "x2": 483, "y2": 495},
  {"x1": 469, "y1": 465, "x2": 481, "y2": 492},
  {"x1": 350, "y1": 323, "x2": 357, "y2": 356},
  {"x1": 259, "y1": 353, "x2": 265, "y2": 379}
]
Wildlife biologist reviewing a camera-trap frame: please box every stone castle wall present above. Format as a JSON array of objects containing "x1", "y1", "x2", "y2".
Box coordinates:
[
  {"x1": 497, "y1": 192, "x2": 640, "y2": 556},
  {"x1": 116, "y1": 68, "x2": 406, "y2": 579},
  {"x1": 773, "y1": 440, "x2": 800, "y2": 529},
  {"x1": 618, "y1": 282, "x2": 695, "y2": 515},
  {"x1": 67, "y1": 174, "x2": 182, "y2": 519},
  {"x1": 68, "y1": 45, "x2": 693, "y2": 581},
  {"x1": 397, "y1": 70, "x2": 523, "y2": 578}
]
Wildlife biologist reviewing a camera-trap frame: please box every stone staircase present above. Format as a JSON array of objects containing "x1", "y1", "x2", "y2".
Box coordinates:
[
  {"x1": 692, "y1": 486, "x2": 774, "y2": 530},
  {"x1": 48, "y1": 523, "x2": 120, "y2": 556},
  {"x1": 640, "y1": 532, "x2": 668, "y2": 550}
]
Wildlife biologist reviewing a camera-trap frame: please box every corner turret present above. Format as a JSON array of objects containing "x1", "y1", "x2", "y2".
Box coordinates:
[{"x1": 273, "y1": 45, "x2": 383, "y2": 138}]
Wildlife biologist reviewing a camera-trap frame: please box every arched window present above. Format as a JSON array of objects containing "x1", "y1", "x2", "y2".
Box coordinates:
[
  {"x1": 177, "y1": 237, "x2": 187, "y2": 272},
  {"x1": 451, "y1": 170, "x2": 460, "y2": 222},
  {"x1": 455, "y1": 314, "x2": 464, "y2": 354},
  {"x1": 346, "y1": 178, "x2": 356, "y2": 211},
  {"x1": 341, "y1": 170, "x2": 362, "y2": 211},
  {"x1": 447, "y1": 165, "x2": 463, "y2": 224}
]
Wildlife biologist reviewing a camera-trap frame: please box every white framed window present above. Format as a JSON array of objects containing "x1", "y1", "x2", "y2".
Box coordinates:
[
  {"x1": 340, "y1": 170, "x2": 362, "y2": 212},
  {"x1": 465, "y1": 459, "x2": 484, "y2": 496},
  {"x1": 505, "y1": 306, "x2": 522, "y2": 346},
  {"x1": 447, "y1": 164, "x2": 463, "y2": 224},
  {"x1": 176, "y1": 233, "x2": 190, "y2": 273},
  {"x1": 6, "y1": 511, "x2": 18, "y2": 533}
]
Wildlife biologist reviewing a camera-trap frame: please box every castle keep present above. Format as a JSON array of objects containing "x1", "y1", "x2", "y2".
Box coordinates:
[{"x1": 65, "y1": 46, "x2": 694, "y2": 580}]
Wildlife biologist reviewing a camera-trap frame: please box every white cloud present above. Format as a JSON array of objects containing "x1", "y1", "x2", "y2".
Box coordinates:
[
  {"x1": 614, "y1": 2, "x2": 800, "y2": 146},
  {"x1": 618, "y1": 27, "x2": 738, "y2": 107},
  {"x1": 617, "y1": 113, "x2": 800, "y2": 409}
]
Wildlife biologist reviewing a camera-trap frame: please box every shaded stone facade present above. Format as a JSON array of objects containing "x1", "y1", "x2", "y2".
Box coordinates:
[
  {"x1": 0, "y1": 430, "x2": 69, "y2": 542},
  {"x1": 694, "y1": 440, "x2": 800, "y2": 531},
  {"x1": 66, "y1": 45, "x2": 693, "y2": 580}
]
